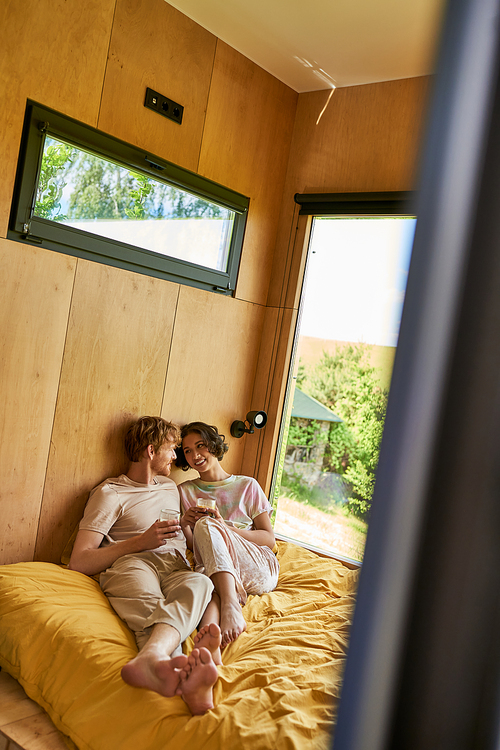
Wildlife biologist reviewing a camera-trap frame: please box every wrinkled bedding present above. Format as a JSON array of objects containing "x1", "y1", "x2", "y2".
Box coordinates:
[{"x1": 0, "y1": 541, "x2": 359, "y2": 750}]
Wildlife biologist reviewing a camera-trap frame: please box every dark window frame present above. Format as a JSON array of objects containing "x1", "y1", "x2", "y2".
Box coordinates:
[
  {"x1": 270, "y1": 193, "x2": 417, "y2": 563},
  {"x1": 8, "y1": 101, "x2": 249, "y2": 295},
  {"x1": 294, "y1": 190, "x2": 415, "y2": 216}
]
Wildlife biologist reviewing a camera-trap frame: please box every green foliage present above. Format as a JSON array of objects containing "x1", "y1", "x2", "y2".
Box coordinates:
[
  {"x1": 295, "y1": 360, "x2": 307, "y2": 388},
  {"x1": 125, "y1": 173, "x2": 155, "y2": 219},
  {"x1": 287, "y1": 418, "x2": 320, "y2": 447},
  {"x1": 35, "y1": 140, "x2": 75, "y2": 220},
  {"x1": 166, "y1": 190, "x2": 225, "y2": 219},
  {"x1": 280, "y1": 471, "x2": 338, "y2": 513},
  {"x1": 65, "y1": 153, "x2": 227, "y2": 221},
  {"x1": 35, "y1": 137, "x2": 226, "y2": 223},
  {"x1": 300, "y1": 343, "x2": 388, "y2": 519}
]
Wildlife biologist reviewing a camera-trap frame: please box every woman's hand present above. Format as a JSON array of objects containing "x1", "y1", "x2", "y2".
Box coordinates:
[
  {"x1": 230, "y1": 511, "x2": 275, "y2": 549},
  {"x1": 183, "y1": 503, "x2": 222, "y2": 527},
  {"x1": 194, "y1": 504, "x2": 222, "y2": 522},
  {"x1": 181, "y1": 506, "x2": 199, "y2": 531}
]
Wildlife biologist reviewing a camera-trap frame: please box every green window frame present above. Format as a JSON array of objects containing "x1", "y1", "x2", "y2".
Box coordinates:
[{"x1": 8, "y1": 102, "x2": 249, "y2": 295}]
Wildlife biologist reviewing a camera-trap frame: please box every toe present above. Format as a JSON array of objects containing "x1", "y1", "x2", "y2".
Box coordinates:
[{"x1": 198, "y1": 647, "x2": 212, "y2": 665}]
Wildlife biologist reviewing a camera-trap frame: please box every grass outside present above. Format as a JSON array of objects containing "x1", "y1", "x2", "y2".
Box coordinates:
[{"x1": 274, "y1": 493, "x2": 368, "y2": 561}]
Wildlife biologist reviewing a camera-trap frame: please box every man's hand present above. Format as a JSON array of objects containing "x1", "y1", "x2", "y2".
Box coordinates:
[
  {"x1": 69, "y1": 519, "x2": 182, "y2": 577},
  {"x1": 139, "y1": 519, "x2": 181, "y2": 548}
]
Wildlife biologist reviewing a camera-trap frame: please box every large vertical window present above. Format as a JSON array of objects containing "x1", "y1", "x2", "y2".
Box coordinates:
[
  {"x1": 9, "y1": 102, "x2": 249, "y2": 294},
  {"x1": 272, "y1": 193, "x2": 416, "y2": 562}
]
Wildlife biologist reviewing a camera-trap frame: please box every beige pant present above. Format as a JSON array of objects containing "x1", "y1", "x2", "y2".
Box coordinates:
[
  {"x1": 100, "y1": 550, "x2": 214, "y2": 652},
  {"x1": 193, "y1": 517, "x2": 279, "y2": 604}
]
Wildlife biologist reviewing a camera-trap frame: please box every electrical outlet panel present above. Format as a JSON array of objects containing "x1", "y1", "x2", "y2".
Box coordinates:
[{"x1": 144, "y1": 87, "x2": 184, "y2": 125}]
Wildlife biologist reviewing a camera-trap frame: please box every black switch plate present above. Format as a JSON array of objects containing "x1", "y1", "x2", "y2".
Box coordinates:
[{"x1": 144, "y1": 87, "x2": 184, "y2": 125}]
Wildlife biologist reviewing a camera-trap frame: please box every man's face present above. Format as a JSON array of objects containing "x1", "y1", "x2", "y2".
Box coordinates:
[{"x1": 151, "y1": 438, "x2": 177, "y2": 476}]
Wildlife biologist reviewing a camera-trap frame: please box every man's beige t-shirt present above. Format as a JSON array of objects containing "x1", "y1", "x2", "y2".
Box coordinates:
[{"x1": 79, "y1": 474, "x2": 187, "y2": 557}]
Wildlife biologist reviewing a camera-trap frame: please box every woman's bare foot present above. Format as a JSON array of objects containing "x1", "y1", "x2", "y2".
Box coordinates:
[
  {"x1": 176, "y1": 647, "x2": 218, "y2": 715},
  {"x1": 194, "y1": 623, "x2": 223, "y2": 666},
  {"x1": 121, "y1": 652, "x2": 187, "y2": 697},
  {"x1": 220, "y1": 601, "x2": 246, "y2": 647}
]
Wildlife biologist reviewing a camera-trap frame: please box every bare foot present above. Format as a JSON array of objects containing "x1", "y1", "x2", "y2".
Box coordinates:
[
  {"x1": 194, "y1": 623, "x2": 223, "y2": 666},
  {"x1": 220, "y1": 601, "x2": 246, "y2": 647},
  {"x1": 121, "y1": 652, "x2": 187, "y2": 697},
  {"x1": 176, "y1": 647, "x2": 218, "y2": 715}
]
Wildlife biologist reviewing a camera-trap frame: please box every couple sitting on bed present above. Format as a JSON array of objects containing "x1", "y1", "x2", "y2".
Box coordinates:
[{"x1": 68, "y1": 415, "x2": 278, "y2": 716}]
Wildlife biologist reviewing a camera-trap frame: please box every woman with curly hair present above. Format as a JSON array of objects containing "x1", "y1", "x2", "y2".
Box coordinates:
[{"x1": 176, "y1": 422, "x2": 279, "y2": 651}]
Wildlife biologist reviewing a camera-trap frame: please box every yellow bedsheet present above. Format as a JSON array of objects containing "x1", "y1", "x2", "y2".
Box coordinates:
[{"x1": 0, "y1": 541, "x2": 359, "y2": 750}]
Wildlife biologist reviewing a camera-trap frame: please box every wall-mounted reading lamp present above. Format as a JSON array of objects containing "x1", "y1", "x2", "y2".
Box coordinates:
[{"x1": 230, "y1": 411, "x2": 267, "y2": 438}]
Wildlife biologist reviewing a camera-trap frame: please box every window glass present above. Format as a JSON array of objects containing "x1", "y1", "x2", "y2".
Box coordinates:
[
  {"x1": 273, "y1": 216, "x2": 416, "y2": 562},
  {"x1": 9, "y1": 102, "x2": 249, "y2": 294},
  {"x1": 35, "y1": 136, "x2": 235, "y2": 272}
]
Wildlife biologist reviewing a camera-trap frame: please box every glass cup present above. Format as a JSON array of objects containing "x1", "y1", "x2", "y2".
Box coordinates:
[
  {"x1": 196, "y1": 498, "x2": 216, "y2": 516},
  {"x1": 159, "y1": 508, "x2": 181, "y2": 535}
]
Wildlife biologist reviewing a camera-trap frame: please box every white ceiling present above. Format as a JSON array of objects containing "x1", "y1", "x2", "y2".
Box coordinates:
[{"x1": 167, "y1": 0, "x2": 446, "y2": 93}]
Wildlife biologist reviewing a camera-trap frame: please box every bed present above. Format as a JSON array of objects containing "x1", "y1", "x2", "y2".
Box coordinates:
[{"x1": 0, "y1": 540, "x2": 359, "y2": 750}]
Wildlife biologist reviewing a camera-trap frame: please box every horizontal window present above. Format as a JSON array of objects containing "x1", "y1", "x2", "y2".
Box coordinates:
[{"x1": 9, "y1": 102, "x2": 249, "y2": 294}]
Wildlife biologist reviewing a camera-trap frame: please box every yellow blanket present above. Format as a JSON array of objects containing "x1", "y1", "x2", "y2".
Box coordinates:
[{"x1": 0, "y1": 541, "x2": 358, "y2": 750}]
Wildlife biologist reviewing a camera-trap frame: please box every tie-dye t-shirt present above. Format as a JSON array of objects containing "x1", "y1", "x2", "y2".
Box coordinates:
[{"x1": 177, "y1": 475, "x2": 272, "y2": 529}]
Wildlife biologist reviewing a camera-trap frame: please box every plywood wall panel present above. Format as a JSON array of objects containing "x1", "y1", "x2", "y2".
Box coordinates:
[
  {"x1": 239, "y1": 305, "x2": 281, "y2": 483},
  {"x1": 0, "y1": 239, "x2": 76, "y2": 564},
  {"x1": 290, "y1": 77, "x2": 430, "y2": 194},
  {"x1": 267, "y1": 77, "x2": 431, "y2": 310},
  {"x1": 98, "y1": 0, "x2": 217, "y2": 173},
  {"x1": 249, "y1": 306, "x2": 298, "y2": 495},
  {"x1": 0, "y1": 0, "x2": 116, "y2": 238},
  {"x1": 199, "y1": 41, "x2": 297, "y2": 307},
  {"x1": 162, "y1": 285, "x2": 266, "y2": 478},
  {"x1": 35, "y1": 261, "x2": 179, "y2": 563},
  {"x1": 241, "y1": 219, "x2": 312, "y2": 485},
  {"x1": 258, "y1": 79, "x2": 430, "y2": 491}
]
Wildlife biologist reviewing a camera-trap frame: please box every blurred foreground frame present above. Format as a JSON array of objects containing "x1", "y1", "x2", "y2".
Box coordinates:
[{"x1": 333, "y1": 1, "x2": 500, "y2": 749}]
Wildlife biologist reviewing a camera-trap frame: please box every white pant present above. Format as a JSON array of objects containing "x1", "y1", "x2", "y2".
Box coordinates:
[{"x1": 193, "y1": 517, "x2": 279, "y2": 604}]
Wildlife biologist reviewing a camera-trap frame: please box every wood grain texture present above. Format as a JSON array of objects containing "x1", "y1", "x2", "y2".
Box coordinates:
[
  {"x1": 0, "y1": 673, "x2": 68, "y2": 750},
  {"x1": 251, "y1": 307, "x2": 298, "y2": 495},
  {"x1": 239, "y1": 305, "x2": 281, "y2": 482},
  {"x1": 267, "y1": 77, "x2": 431, "y2": 309},
  {"x1": 35, "y1": 260, "x2": 179, "y2": 563},
  {"x1": 241, "y1": 217, "x2": 310, "y2": 488},
  {"x1": 257, "y1": 79, "x2": 430, "y2": 492},
  {"x1": 199, "y1": 41, "x2": 297, "y2": 307},
  {"x1": 0, "y1": 0, "x2": 116, "y2": 237},
  {"x1": 290, "y1": 77, "x2": 430, "y2": 194},
  {"x1": 99, "y1": 0, "x2": 217, "y2": 173},
  {"x1": 162, "y1": 284, "x2": 266, "y2": 477},
  {"x1": 0, "y1": 239, "x2": 76, "y2": 565}
]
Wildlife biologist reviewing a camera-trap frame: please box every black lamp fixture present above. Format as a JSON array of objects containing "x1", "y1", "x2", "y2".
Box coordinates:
[{"x1": 230, "y1": 410, "x2": 268, "y2": 438}]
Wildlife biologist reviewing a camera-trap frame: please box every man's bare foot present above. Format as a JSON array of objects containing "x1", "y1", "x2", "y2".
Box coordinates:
[
  {"x1": 194, "y1": 623, "x2": 223, "y2": 666},
  {"x1": 121, "y1": 652, "x2": 187, "y2": 697},
  {"x1": 220, "y1": 601, "x2": 246, "y2": 647},
  {"x1": 176, "y1": 647, "x2": 218, "y2": 715}
]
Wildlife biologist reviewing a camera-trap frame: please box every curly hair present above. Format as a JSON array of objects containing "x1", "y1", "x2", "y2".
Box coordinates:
[
  {"x1": 175, "y1": 421, "x2": 229, "y2": 471},
  {"x1": 124, "y1": 416, "x2": 181, "y2": 463}
]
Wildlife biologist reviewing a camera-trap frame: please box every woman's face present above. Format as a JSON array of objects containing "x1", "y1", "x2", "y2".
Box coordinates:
[{"x1": 182, "y1": 431, "x2": 218, "y2": 475}]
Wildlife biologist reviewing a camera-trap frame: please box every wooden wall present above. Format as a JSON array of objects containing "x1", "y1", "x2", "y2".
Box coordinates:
[
  {"x1": 0, "y1": 0, "x2": 296, "y2": 564},
  {"x1": 248, "y1": 77, "x2": 432, "y2": 491},
  {"x1": 0, "y1": 0, "x2": 430, "y2": 565}
]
